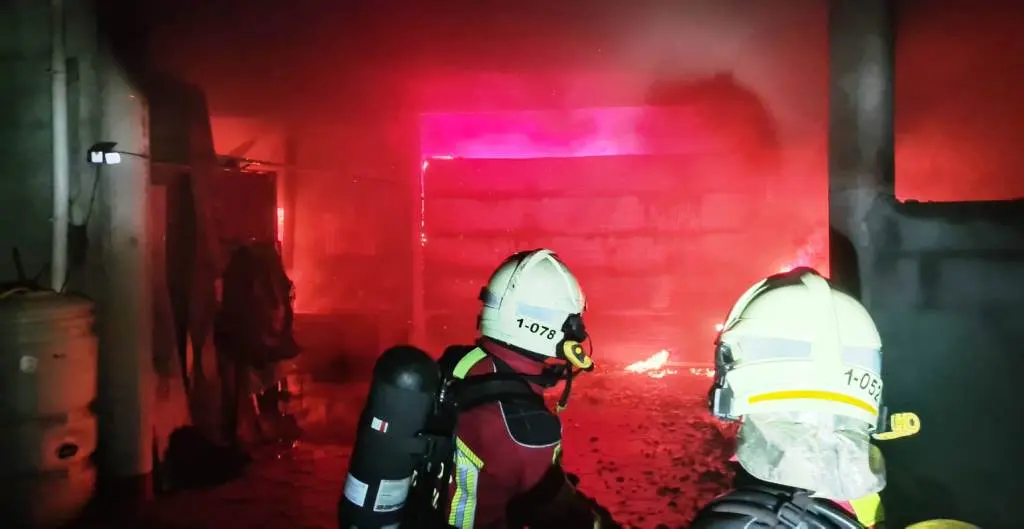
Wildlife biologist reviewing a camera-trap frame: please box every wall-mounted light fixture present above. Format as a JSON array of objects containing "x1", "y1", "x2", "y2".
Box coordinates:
[{"x1": 87, "y1": 141, "x2": 122, "y2": 165}]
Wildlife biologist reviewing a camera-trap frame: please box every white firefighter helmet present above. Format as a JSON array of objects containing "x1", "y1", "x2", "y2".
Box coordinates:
[
  {"x1": 710, "y1": 268, "x2": 885, "y2": 429},
  {"x1": 906, "y1": 521, "x2": 981, "y2": 529},
  {"x1": 478, "y1": 249, "x2": 587, "y2": 360}
]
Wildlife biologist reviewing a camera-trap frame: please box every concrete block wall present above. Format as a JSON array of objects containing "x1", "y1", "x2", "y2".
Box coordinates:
[
  {"x1": 0, "y1": 1, "x2": 56, "y2": 283},
  {"x1": 421, "y1": 155, "x2": 812, "y2": 362},
  {"x1": 0, "y1": 0, "x2": 104, "y2": 287},
  {"x1": 2, "y1": 0, "x2": 161, "y2": 491},
  {"x1": 287, "y1": 117, "x2": 418, "y2": 354},
  {"x1": 865, "y1": 198, "x2": 1024, "y2": 528}
]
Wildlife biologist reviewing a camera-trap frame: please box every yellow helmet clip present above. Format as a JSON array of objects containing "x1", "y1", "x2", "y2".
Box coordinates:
[
  {"x1": 873, "y1": 411, "x2": 921, "y2": 441},
  {"x1": 562, "y1": 341, "x2": 593, "y2": 371}
]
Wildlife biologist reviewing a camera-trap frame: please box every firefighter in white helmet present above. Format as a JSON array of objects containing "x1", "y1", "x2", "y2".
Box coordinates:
[
  {"x1": 437, "y1": 248, "x2": 616, "y2": 528},
  {"x1": 692, "y1": 267, "x2": 921, "y2": 529}
]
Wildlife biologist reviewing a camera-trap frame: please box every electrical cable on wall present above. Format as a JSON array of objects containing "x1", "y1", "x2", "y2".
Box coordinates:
[
  {"x1": 0, "y1": 248, "x2": 47, "y2": 297},
  {"x1": 62, "y1": 165, "x2": 103, "y2": 293}
]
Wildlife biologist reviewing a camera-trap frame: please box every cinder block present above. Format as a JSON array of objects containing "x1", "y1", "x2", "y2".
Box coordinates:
[
  {"x1": 935, "y1": 257, "x2": 1024, "y2": 307},
  {"x1": 423, "y1": 236, "x2": 519, "y2": 268},
  {"x1": 0, "y1": 56, "x2": 53, "y2": 280},
  {"x1": 424, "y1": 312, "x2": 477, "y2": 348},
  {"x1": 897, "y1": 212, "x2": 1023, "y2": 254},
  {"x1": 424, "y1": 156, "x2": 686, "y2": 196},
  {"x1": 581, "y1": 273, "x2": 678, "y2": 310},
  {"x1": 423, "y1": 277, "x2": 484, "y2": 311},
  {"x1": 697, "y1": 192, "x2": 752, "y2": 231},
  {"x1": 424, "y1": 198, "x2": 530, "y2": 233},
  {"x1": 426, "y1": 195, "x2": 703, "y2": 235},
  {"x1": 424, "y1": 233, "x2": 700, "y2": 272}
]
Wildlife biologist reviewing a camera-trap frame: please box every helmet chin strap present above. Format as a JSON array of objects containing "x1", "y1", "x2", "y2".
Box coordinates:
[
  {"x1": 550, "y1": 336, "x2": 595, "y2": 414},
  {"x1": 521, "y1": 361, "x2": 578, "y2": 414},
  {"x1": 480, "y1": 337, "x2": 593, "y2": 415}
]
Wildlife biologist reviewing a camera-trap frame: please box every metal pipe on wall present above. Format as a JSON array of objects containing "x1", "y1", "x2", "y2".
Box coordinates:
[{"x1": 50, "y1": 0, "x2": 71, "y2": 291}]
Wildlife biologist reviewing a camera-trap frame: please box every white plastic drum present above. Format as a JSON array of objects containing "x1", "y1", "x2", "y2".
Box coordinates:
[{"x1": 0, "y1": 290, "x2": 99, "y2": 527}]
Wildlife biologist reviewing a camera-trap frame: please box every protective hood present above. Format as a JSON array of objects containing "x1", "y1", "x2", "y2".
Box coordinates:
[{"x1": 735, "y1": 410, "x2": 886, "y2": 501}]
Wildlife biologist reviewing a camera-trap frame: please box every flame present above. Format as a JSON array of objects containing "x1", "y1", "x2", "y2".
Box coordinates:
[
  {"x1": 688, "y1": 367, "x2": 716, "y2": 378},
  {"x1": 276, "y1": 207, "x2": 285, "y2": 245},
  {"x1": 624, "y1": 350, "x2": 678, "y2": 378},
  {"x1": 625, "y1": 350, "x2": 669, "y2": 372},
  {"x1": 776, "y1": 232, "x2": 829, "y2": 276}
]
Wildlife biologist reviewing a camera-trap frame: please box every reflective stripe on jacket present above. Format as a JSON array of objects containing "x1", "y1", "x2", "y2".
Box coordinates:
[
  {"x1": 447, "y1": 348, "x2": 486, "y2": 528},
  {"x1": 445, "y1": 347, "x2": 560, "y2": 529},
  {"x1": 838, "y1": 492, "x2": 884, "y2": 528}
]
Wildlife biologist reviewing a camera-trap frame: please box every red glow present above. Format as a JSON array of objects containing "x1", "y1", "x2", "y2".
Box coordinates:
[
  {"x1": 895, "y1": 4, "x2": 1024, "y2": 202},
  {"x1": 416, "y1": 106, "x2": 826, "y2": 365},
  {"x1": 624, "y1": 350, "x2": 677, "y2": 378},
  {"x1": 276, "y1": 206, "x2": 285, "y2": 246},
  {"x1": 773, "y1": 230, "x2": 829, "y2": 276},
  {"x1": 420, "y1": 107, "x2": 736, "y2": 159}
]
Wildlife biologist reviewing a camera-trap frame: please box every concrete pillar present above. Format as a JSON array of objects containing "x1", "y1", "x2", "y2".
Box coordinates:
[
  {"x1": 827, "y1": 0, "x2": 895, "y2": 302},
  {"x1": 94, "y1": 52, "x2": 155, "y2": 497}
]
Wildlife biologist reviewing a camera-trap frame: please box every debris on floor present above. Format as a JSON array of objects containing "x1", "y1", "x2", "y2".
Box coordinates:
[{"x1": 112, "y1": 359, "x2": 735, "y2": 529}]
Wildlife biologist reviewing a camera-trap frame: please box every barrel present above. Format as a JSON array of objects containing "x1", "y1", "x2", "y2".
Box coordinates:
[{"x1": 0, "y1": 290, "x2": 99, "y2": 528}]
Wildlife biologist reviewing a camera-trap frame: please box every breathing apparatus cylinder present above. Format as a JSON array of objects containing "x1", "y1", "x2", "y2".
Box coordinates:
[{"x1": 338, "y1": 346, "x2": 442, "y2": 529}]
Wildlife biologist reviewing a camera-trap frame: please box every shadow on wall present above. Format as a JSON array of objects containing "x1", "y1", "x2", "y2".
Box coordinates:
[
  {"x1": 828, "y1": 227, "x2": 860, "y2": 299},
  {"x1": 645, "y1": 72, "x2": 781, "y2": 171}
]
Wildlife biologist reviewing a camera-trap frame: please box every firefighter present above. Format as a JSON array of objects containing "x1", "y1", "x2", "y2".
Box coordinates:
[
  {"x1": 695, "y1": 267, "x2": 921, "y2": 529},
  {"x1": 439, "y1": 249, "x2": 613, "y2": 529},
  {"x1": 214, "y1": 240, "x2": 300, "y2": 448}
]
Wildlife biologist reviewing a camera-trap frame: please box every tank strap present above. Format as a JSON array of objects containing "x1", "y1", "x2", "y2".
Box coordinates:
[
  {"x1": 449, "y1": 373, "x2": 544, "y2": 411},
  {"x1": 441, "y1": 346, "x2": 547, "y2": 412}
]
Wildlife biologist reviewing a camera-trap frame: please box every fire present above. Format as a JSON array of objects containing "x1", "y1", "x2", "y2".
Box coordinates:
[
  {"x1": 276, "y1": 207, "x2": 285, "y2": 245},
  {"x1": 624, "y1": 350, "x2": 678, "y2": 379}
]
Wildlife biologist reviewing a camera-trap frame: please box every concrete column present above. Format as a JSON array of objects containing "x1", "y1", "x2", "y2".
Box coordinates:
[
  {"x1": 94, "y1": 52, "x2": 155, "y2": 494},
  {"x1": 827, "y1": 0, "x2": 895, "y2": 301}
]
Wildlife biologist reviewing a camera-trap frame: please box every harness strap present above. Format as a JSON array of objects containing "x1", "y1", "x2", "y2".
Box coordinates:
[{"x1": 449, "y1": 374, "x2": 545, "y2": 411}]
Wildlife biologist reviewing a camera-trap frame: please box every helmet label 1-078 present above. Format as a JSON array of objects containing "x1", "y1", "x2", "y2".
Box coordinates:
[{"x1": 516, "y1": 318, "x2": 558, "y2": 340}]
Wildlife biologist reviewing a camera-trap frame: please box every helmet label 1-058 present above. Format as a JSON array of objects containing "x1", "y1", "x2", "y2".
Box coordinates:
[
  {"x1": 844, "y1": 367, "x2": 882, "y2": 404},
  {"x1": 516, "y1": 318, "x2": 558, "y2": 340}
]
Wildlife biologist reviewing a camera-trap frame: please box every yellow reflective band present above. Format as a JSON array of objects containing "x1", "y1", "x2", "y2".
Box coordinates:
[
  {"x1": 849, "y1": 492, "x2": 884, "y2": 527},
  {"x1": 448, "y1": 437, "x2": 484, "y2": 529},
  {"x1": 455, "y1": 437, "x2": 483, "y2": 468},
  {"x1": 552, "y1": 441, "x2": 563, "y2": 465},
  {"x1": 448, "y1": 350, "x2": 488, "y2": 528},
  {"x1": 453, "y1": 347, "x2": 487, "y2": 380},
  {"x1": 747, "y1": 390, "x2": 878, "y2": 415}
]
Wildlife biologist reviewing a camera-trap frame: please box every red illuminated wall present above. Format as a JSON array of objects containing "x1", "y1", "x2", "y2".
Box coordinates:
[
  {"x1": 418, "y1": 105, "x2": 828, "y2": 364},
  {"x1": 896, "y1": 2, "x2": 1024, "y2": 202},
  {"x1": 286, "y1": 120, "x2": 415, "y2": 332},
  {"x1": 209, "y1": 117, "x2": 286, "y2": 161},
  {"x1": 168, "y1": 1, "x2": 834, "y2": 359}
]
